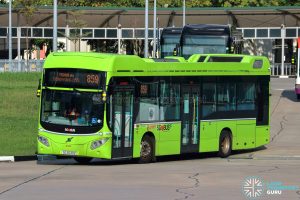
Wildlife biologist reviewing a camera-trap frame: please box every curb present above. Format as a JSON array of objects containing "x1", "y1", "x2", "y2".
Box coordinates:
[
  {"x1": 229, "y1": 154, "x2": 300, "y2": 160},
  {"x1": 271, "y1": 75, "x2": 296, "y2": 78},
  {"x1": 0, "y1": 155, "x2": 37, "y2": 162},
  {"x1": 253, "y1": 155, "x2": 300, "y2": 160},
  {"x1": 0, "y1": 156, "x2": 14, "y2": 162}
]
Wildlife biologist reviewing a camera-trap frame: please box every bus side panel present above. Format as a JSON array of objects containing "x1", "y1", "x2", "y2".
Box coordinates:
[
  {"x1": 132, "y1": 124, "x2": 160, "y2": 158},
  {"x1": 199, "y1": 121, "x2": 217, "y2": 152},
  {"x1": 234, "y1": 120, "x2": 256, "y2": 150},
  {"x1": 157, "y1": 122, "x2": 181, "y2": 156},
  {"x1": 255, "y1": 126, "x2": 270, "y2": 147}
]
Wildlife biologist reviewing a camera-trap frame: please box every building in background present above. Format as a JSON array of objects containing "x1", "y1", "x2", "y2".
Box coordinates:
[{"x1": 0, "y1": 5, "x2": 299, "y2": 76}]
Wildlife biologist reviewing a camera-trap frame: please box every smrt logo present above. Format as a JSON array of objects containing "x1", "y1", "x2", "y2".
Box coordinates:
[
  {"x1": 242, "y1": 176, "x2": 264, "y2": 199},
  {"x1": 65, "y1": 128, "x2": 76, "y2": 132}
]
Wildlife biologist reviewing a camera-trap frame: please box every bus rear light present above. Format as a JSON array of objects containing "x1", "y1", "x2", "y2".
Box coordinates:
[
  {"x1": 91, "y1": 138, "x2": 109, "y2": 150},
  {"x1": 38, "y1": 136, "x2": 49, "y2": 147}
]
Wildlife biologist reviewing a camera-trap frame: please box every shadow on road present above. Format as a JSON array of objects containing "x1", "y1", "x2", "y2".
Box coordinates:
[
  {"x1": 230, "y1": 146, "x2": 267, "y2": 157},
  {"x1": 37, "y1": 146, "x2": 268, "y2": 165},
  {"x1": 281, "y1": 89, "x2": 299, "y2": 102}
]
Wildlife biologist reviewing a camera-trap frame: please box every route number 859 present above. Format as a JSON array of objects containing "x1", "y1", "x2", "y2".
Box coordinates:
[{"x1": 86, "y1": 74, "x2": 99, "y2": 84}]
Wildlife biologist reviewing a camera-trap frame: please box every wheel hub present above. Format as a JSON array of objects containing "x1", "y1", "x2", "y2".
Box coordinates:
[
  {"x1": 221, "y1": 136, "x2": 230, "y2": 154},
  {"x1": 141, "y1": 141, "x2": 151, "y2": 158}
]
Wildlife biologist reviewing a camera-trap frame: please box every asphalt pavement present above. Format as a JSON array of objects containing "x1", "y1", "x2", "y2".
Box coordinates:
[{"x1": 0, "y1": 78, "x2": 300, "y2": 200}]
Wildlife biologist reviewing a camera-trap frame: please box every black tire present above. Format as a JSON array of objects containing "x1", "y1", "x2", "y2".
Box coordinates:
[
  {"x1": 74, "y1": 157, "x2": 93, "y2": 164},
  {"x1": 297, "y1": 94, "x2": 300, "y2": 100},
  {"x1": 139, "y1": 135, "x2": 155, "y2": 163},
  {"x1": 218, "y1": 130, "x2": 232, "y2": 158}
]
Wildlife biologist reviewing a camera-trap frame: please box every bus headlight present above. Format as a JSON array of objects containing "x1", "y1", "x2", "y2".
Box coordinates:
[
  {"x1": 91, "y1": 138, "x2": 109, "y2": 150},
  {"x1": 38, "y1": 136, "x2": 50, "y2": 147}
]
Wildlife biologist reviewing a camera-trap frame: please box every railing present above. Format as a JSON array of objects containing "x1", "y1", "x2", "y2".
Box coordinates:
[
  {"x1": 0, "y1": 60, "x2": 44, "y2": 72},
  {"x1": 271, "y1": 63, "x2": 296, "y2": 77},
  {"x1": 0, "y1": 60, "x2": 296, "y2": 77}
]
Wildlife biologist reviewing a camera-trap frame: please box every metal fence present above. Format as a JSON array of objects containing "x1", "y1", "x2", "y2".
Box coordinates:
[
  {"x1": 0, "y1": 60, "x2": 44, "y2": 72},
  {"x1": 271, "y1": 63, "x2": 295, "y2": 77},
  {"x1": 0, "y1": 59, "x2": 296, "y2": 77}
]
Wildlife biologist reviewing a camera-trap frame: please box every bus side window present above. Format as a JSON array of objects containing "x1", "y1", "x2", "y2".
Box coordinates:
[
  {"x1": 202, "y1": 82, "x2": 217, "y2": 118},
  {"x1": 159, "y1": 80, "x2": 180, "y2": 121},
  {"x1": 217, "y1": 82, "x2": 236, "y2": 112},
  {"x1": 108, "y1": 94, "x2": 113, "y2": 128},
  {"x1": 237, "y1": 83, "x2": 256, "y2": 111},
  {"x1": 256, "y1": 79, "x2": 269, "y2": 125},
  {"x1": 136, "y1": 82, "x2": 159, "y2": 122}
]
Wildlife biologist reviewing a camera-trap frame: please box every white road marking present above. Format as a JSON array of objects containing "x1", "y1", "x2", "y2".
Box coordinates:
[{"x1": 0, "y1": 156, "x2": 14, "y2": 162}]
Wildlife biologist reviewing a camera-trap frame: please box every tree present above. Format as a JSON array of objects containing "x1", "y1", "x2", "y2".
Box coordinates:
[
  {"x1": 65, "y1": 10, "x2": 88, "y2": 51},
  {"x1": 13, "y1": 0, "x2": 42, "y2": 65}
]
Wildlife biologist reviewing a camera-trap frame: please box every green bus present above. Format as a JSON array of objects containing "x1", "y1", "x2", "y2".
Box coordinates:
[{"x1": 37, "y1": 52, "x2": 270, "y2": 163}]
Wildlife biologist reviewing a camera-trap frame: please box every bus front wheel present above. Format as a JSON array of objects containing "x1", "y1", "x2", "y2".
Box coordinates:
[
  {"x1": 139, "y1": 135, "x2": 155, "y2": 163},
  {"x1": 218, "y1": 130, "x2": 232, "y2": 158},
  {"x1": 74, "y1": 157, "x2": 92, "y2": 164}
]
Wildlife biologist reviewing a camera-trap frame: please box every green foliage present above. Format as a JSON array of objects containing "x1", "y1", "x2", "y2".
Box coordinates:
[
  {"x1": 32, "y1": 39, "x2": 50, "y2": 47},
  {"x1": 4, "y1": 0, "x2": 299, "y2": 7},
  {"x1": 0, "y1": 73, "x2": 41, "y2": 156},
  {"x1": 213, "y1": 0, "x2": 288, "y2": 7},
  {"x1": 65, "y1": 10, "x2": 87, "y2": 51},
  {"x1": 186, "y1": 0, "x2": 212, "y2": 7},
  {"x1": 13, "y1": 0, "x2": 41, "y2": 24}
]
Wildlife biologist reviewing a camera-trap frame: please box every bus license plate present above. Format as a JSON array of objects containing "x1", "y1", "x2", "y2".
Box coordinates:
[{"x1": 61, "y1": 150, "x2": 77, "y2": 156}]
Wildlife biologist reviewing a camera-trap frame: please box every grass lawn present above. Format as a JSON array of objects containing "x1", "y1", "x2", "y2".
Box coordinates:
[{"x1": 0, "y1": 72, "x2": 41, "y2": 156}]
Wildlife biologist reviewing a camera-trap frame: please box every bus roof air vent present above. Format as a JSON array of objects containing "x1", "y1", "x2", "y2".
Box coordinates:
[
  {"x1": 253, "y1": 60, "x2": 263, "y2": 68},
  {"x1": 198, "y1": 56, "x2": 207, "y2": 62},
  {"x1": 207, "y1": 56, "x2": 243, "y2": 62},
  {"x1": 152, "y1": 58, "x2": 180, "y2": 63}
]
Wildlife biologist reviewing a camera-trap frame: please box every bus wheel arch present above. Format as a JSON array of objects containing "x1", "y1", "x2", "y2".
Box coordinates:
[
  {"x1": 139, "y1": 132, "x2": 156, "y2": 163},
  {"x1": 218, "y1": 128, "x2": 232, "y2": 158}
]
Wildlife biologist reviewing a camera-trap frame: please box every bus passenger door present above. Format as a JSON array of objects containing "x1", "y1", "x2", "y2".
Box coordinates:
[
  {"x1": 111, "y1": 87, "x2": 134, "y2": 159},
  {"x1": 181, "y1": 85, "x2": 200, "y2": 153}
]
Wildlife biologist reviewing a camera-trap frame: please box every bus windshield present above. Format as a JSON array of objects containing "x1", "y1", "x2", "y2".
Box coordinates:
[
  {"x1": 161, "y1": 35, "x2": 181, "y2": 57},
  {"x1": 41, "y1": 90, "x2": 104, "y2": 127},
  {"x1": 182, "y1": 35, "x2": 228, "y2": 59}
]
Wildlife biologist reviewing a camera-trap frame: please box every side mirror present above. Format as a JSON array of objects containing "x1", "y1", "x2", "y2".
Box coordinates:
[
  {"x1": 36, "y1": 79, "x2": 41, "y2": 97},
  {"x1": 173, "y1": 47, "x2": 177, "y2": 56},
  {"x1": 173, "y1": 44, "x2": 180, "y2": 56}
]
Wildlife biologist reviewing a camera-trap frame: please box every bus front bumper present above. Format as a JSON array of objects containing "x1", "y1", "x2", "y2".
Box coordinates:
[{"x1": 37, "y1": 132, "x2": 112, "y2": 159}]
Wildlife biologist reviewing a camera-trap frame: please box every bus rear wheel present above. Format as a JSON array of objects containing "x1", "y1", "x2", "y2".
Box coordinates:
[
  {"x1": 218, "y1": 130, "x2": 232, "y2": 158},
  {"x1": 139, "y1": 135, "x2": 155, "y2": 163},
  {"x1": 74, "y1": 157, "x2": 92, "y2": 164}
]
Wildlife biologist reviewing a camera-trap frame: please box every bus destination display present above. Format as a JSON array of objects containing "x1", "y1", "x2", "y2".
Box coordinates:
[{"x1": 44, "y1": 69, "x2": 103, "y2": 89}]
